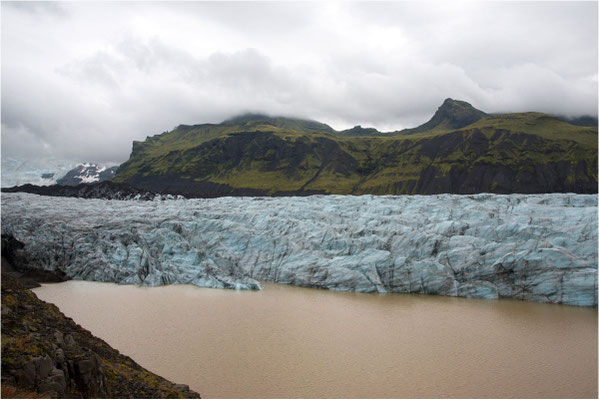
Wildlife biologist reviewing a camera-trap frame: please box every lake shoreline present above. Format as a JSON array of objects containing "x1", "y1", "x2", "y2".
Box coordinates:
[
  {"x1": 1, "y1": 257, "x2": 201, "y2": 398},
  {"x1": 34, "y1": 279, "x2": 598, "y2": 398}
]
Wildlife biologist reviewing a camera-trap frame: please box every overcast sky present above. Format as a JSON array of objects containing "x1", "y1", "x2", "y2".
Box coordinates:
[{"x1": 2, "y1": 1, "x2": 597, "y2": 165}]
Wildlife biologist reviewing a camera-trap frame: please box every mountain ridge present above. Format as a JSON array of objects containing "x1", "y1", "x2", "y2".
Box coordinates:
[
  {"x1": 109, "y1": 99, "x2": 597, "y2": 197},
  {"x1": 56, "y1": 163, "x2": 119, "y2": 186},
  {"x1": 4, "y1": 99, "x2": 596, "y2": 198}
]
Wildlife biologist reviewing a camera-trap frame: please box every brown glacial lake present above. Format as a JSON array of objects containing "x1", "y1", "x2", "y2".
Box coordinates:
[{"x1": 34, "y1": 281, "x2": 597, "y2": 398}]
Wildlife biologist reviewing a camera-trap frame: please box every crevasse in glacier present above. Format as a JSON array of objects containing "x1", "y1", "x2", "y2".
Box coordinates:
[{"x1": 1, "y1": 193, "x2": 597, "y2": 306}]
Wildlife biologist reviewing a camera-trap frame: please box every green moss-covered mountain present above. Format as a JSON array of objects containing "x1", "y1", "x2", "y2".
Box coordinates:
[{"x1": 112, "y1": 99, "x2": 598, "y2": 196}]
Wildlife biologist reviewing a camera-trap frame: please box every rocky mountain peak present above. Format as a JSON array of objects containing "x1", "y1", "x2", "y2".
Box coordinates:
[
  {"x1": 438, "y1": 97, "x2": 481, "y2": 113},
  {"x1": 432, "y1": 98, "x2": 487, "y2": 127},
  {"x1": 56, "y1": 164, "x2": 119, "y2": 186},
  {"x1": 403, "y1": 98, "x2": 487, "y2": 134}
]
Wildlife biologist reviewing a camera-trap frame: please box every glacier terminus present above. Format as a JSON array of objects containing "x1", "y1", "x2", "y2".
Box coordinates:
[{"x1": 1, "y1": 193, "x2": 597, "y2": 306}]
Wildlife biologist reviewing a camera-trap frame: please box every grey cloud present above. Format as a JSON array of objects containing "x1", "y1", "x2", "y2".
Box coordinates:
[
  {"x1": 3, "y1": 1, "x2": 67, "y2": 17},
  {"x1": 1, "y1": 2, "x2": 597, "y2": 165},
  {"x1": 58, "y1": 51, "x2": 122, "y2": 88},
  {"x1": 164, "y1": 2, "x2": 318, "y2": 36}
]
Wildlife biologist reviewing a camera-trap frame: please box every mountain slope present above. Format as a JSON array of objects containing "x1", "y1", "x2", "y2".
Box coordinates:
[
  {"x1": 337, "y1": 125, "x2": 384, "y2": 137},
  {"x1": 112, "y1": 100, "x2": 598, "y2": 196},
  {"x1": 56, "y1": 164, "x2": 119, "y2": 186}
]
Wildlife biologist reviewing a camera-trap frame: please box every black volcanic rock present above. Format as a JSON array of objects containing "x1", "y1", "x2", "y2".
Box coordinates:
[
  {"x1": 1, "y1": 234, "x2": 69, "y2": 289},
  {"x1": 1, "y1": 181, "x2": 165, "y2": 201}
]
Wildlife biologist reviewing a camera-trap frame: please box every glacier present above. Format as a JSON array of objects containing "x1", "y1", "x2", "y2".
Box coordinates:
[
  {"x1": 1, "y1": 157, "x2": 76, "y2": 187},
  {"x1": 1, "y1": 157, "x2": 118, "y2": 187},
  {"x1": 1, "y1": 192, "x2": 597, "y2": 306}
]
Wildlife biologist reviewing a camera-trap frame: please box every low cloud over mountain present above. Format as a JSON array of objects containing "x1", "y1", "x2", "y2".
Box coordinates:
[{"x1": 2, "y1": 2, "x2": 597, "y2": 165}]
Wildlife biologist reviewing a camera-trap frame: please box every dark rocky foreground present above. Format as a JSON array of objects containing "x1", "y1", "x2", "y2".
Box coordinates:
[
  {"x1": 1, "y1": 234, "x2": 70, "y2": 289},
  {"x1": 1, "y1": 181, "x2": 165, "y2": 201},
  {"x1": 1, "y1": 257, "x2": 200, "y2": 398}
]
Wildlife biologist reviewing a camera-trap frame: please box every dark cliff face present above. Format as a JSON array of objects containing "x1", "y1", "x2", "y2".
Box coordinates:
[
  {"x1": 1, "y1": 261, "x2": 201, "y2": 398},
  {"x1": 120, "y1": 132, "x2": 358, "y2": 197},
  {"x1": 1, "y1": 234, "x2": 69, "y2": 289},
  {"x1": 369, "y1": 129, "x2": 597, "y2": 194},
  {"x1": 112, "y1": 116, "x2": 597, "y2": 197}
]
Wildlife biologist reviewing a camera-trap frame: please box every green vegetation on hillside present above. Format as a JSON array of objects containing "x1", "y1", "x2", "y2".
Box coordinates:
[{"x1": 112, "y1": 99, "x2": 598, "y2": 196}]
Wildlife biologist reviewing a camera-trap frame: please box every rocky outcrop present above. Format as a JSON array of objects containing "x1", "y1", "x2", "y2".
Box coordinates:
[
  {"x1": 2, "y1": 192, "x2": 596, "y2": 306},
  {"x1": 2, "y1": 234, "x2": 69, "y2": 289},
  {"x1": 401, "y1": 98, "x2": 488, "y2": 134},
  {"x1": 0, "y1": 181, "x2": 182, "y2": 201},
  {"x1": 1, "y1": 270, "x2": 200, "y2": 398}
]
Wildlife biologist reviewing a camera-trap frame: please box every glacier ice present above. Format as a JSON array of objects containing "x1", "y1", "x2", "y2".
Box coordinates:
[
  {"x1": 1, "y1": 157, "x2": 118, "y2": 187},
  {"x1": 1, "y1": 192, "x2": 597, "y2": 306},
  {"x1": 1, "y1": 157, "x2": 77, "y2": 187}
]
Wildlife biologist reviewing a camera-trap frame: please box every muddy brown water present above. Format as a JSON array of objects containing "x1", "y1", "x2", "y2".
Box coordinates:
[{"x1": 33, "y1": 281, "x2": 597, "y2": 398}]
